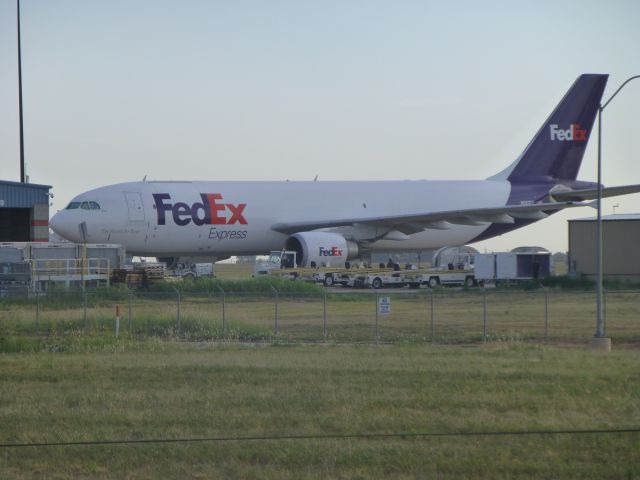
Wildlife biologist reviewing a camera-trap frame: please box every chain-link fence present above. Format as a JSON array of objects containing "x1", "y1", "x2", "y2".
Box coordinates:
[{"x1": 1, "y1": 289, "x2": 638, "y2": 344}]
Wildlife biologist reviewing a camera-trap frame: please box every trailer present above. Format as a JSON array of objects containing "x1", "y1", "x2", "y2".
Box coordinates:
[{"x1": 474, "y1": 251, "x2": 550, "y2": 284}]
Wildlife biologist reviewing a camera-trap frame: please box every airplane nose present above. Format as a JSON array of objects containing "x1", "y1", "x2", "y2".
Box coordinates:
[
  {"x1": 49, "y1": 211, "x2": 60, "y2": 233},
  {"x1": 50, "y1": 211, "x2": 75, "y2": 241}
]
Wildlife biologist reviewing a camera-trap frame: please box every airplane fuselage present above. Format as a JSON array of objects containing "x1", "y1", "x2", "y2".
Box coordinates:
[{"x1": 51, "y1": 179, "x2": 512, "y2": 256}]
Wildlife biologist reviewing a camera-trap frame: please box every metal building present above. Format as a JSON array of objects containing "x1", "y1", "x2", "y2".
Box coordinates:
[
  {"x1": 568, "y1": 214, "x2": 640, "y2": 281},
  {"x1": 0, "y1": 180, "x2": 51, "y2": 242}
]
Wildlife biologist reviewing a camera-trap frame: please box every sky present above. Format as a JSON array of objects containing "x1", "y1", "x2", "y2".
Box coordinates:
[{"x1": 1, "y1": 0, "x2": 639, "y2": 254}]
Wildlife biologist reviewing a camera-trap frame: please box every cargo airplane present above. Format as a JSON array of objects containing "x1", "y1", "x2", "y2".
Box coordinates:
[{"x1": 51, "y1": 74, "x2": 640, "y2": 268}]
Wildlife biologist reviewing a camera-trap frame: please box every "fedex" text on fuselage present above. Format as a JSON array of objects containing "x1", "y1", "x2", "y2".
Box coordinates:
[{"x1": 153, "y1": 193, "x2": 247, "y2": 226}]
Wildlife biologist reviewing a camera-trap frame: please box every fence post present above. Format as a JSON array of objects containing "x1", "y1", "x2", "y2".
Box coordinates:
[
  {"x1": 83, "y1": 289, "x2": 88, "y2": 330},
  {"x1": 175, "y1": 289, "x2": 181, "y2": 333},
  {"x1": 128, "y1": 291, "x2": 132, "y2": 332},
  {"x1": 35, "y1": 290, "x2": 40, "y2": 334},
  {"x1": 217, "y1": 286, "x2": 226, "y2": 334},
  {"x1": 271, "y1": 286, "x2": 279, "y2": 336},
  {"x1": 544, "y1": 290, "x2": 549, "y2": 341},
  {"x1": 603, "y1": 289, "x2": 607, "y2": 335},
  {"x1": 115, "y1": 304, "x2": 120, "y2": 338},
  {"x1": 429, "y1": 291, "x2": 435, "y2": 343},
  {"x1": 323, "y1": 292, "x2": 327, "y2": 339},
  {"x1": 482, "y1": 289, "x2": 487, "y2": 341},
  {"x1": 375, "y1": 294, "x2": 379, "y2": 344}
]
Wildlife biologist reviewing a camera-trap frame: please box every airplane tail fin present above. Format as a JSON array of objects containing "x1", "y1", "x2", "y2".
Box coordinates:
[{"x1": 490, "y1": 74, "x2": 608, "y2": 183}]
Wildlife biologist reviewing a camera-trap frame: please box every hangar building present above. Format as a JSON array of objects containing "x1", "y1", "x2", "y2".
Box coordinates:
[
  {"x1": 0, "y1": 180, "x2": 51, "y2": 242},
  {"x1": 568, "y1": 214, "x2": 640, "y2": 282}
]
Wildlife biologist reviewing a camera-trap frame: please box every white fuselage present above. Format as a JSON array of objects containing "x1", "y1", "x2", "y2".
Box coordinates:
[{"x1": 50, "y1": 179, "x2": 511, "y2": 256}]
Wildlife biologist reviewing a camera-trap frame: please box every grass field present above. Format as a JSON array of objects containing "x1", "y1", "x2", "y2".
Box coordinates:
[{"x1": 1, "y1": 342, "x2": 639, "y2": 479}]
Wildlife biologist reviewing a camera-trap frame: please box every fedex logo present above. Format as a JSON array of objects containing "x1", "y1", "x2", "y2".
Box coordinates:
[
  {"x1": 319, "y1": 246, "x2": 344, "y2": 257},
  {"x1": 153, "y1": 193, "x2": 247, "y2": 226},
  {"x1": 549, "y1": 124, "x2": 588, "y2": 141}
]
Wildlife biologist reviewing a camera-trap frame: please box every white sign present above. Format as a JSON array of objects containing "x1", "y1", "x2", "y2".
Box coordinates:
[{"x1": 378, "y1": 297, "x2": 391, "y2": 315}]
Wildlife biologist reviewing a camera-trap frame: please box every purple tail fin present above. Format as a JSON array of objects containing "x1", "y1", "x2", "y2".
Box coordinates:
[{"x1": 492, "y1": 74, "x2": 608, "y2": 183}]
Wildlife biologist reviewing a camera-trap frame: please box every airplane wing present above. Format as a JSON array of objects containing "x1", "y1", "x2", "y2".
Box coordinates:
[
  {"x1": 550, "y1": 184, "x2": 640, "y2": 201},
  {"x1": 271, "y1": 200, "x2": 593, "y2": 237}
]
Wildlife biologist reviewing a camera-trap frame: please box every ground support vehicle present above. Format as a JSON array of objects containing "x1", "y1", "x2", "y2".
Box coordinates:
[
  {"x1": 403, "y1": 268, "x2": 476, "y2": 288},
  {"x1": 357, "y1": 266, "x2": 475, "y2": 289},
  {"x1": 254, "y1": 251, "x2": 299, "y2": 276},
  {"x1": 169, "y1": 262, "x2": 214, "y2": 278},
  {"x1": 267, "y1": 263, "x2": 477, "y2": 289},
  {"x1": 358, "y1": 270, "x2": 408, "y2": 289},
  {"x1": 325, "y1": 267, "x2": 395, "y2": 288},
  {"x1": 268, "y1": 266, "x2": 343, "y2": 283}
]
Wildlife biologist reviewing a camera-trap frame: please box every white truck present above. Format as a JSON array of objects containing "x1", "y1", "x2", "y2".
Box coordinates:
[
  {"x1": 172, "y1": 262, "x2": 214, "y2": 278},
  {"x1": 254, "y1": 251, "x2": 299, "y2": 276}
]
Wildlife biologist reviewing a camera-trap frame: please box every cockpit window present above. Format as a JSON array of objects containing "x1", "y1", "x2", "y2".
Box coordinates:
[{"x1": 66, "y1": 200, "x2": 101, "y2": 210}]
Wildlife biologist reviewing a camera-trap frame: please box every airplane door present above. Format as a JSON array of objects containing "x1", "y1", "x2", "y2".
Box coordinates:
[{"x1": 124, "y1": 192, "x2": 146, "y2": 222}]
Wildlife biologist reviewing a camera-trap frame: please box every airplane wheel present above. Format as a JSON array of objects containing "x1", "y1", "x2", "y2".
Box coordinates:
[
  {"x1": 372, "y1": 277, "x2": 383, "y2": 289},
  {"x1": 428, "y1": 277, "x2": 439, "y2": 288},
  {"x1": 324, "y1": 275, "x2": 334, "y2": 287}
]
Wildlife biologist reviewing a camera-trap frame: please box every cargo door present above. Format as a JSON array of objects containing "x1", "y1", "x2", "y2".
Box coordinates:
[{"x1": 124, "y1": 192, "x2": 145, "y2": 222}]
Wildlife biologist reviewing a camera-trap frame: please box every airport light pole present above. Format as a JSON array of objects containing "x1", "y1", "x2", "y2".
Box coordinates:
[
  {"x1": 594, "y1": 75, "x2": 640, "y2": 342},
  {"x1": 17, "y1": 0, "x2": 25, "y2": 183}
]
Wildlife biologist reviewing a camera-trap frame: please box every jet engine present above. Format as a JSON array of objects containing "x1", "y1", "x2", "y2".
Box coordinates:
[{"x1": 285, "y1": 232, "x2": 359, "y2": 268}]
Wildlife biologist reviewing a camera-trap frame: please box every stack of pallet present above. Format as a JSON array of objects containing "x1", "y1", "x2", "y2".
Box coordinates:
[
  {"x1": 126, "y1": 270, "x2": 145, "y2": 288},
  {"x1": 111, "y1": 269, "x2": 129, "y2": 284},
  {"x1": 111, "y1": 263, "x2": 166, "y2": 288},
  {"x1": 139, "y1": 263, "x2": 165, "y2": 285}
]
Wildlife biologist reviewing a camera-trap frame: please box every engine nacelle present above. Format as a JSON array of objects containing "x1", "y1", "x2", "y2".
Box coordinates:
[{"x1": 285, "y1": 232, "x2": 359, "y2": 268}]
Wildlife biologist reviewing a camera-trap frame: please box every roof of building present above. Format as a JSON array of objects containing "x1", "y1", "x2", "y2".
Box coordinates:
[
  {"x1": 0, "y1": 179, "x2": 52, "y2": 208},
  {"x1": 511, "y1": 246, "x2": 550, "y2": 253},
  {"x1": 569, "y1": 214, "x2": 640, "y2": 222},
  {"x1": 0, "y1": 179, "x2": 51, "y2": 189}
]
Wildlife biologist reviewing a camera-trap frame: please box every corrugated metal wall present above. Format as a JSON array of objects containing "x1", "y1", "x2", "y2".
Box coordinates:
[
  {"x1": 0, "y1": 181, "x2": 51, "y2": 208},
  {"x1": 569, "y1": 219, "x2": 640, "y2": 280}
]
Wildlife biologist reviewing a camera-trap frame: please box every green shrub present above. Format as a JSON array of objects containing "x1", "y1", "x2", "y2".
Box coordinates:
[{"x1": 147, "y1": 276, "x2": 325, "y2": 294}]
